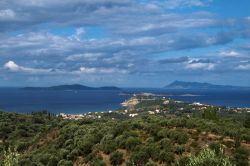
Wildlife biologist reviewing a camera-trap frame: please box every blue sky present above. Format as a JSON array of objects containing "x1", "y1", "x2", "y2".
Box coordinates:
[{"x1": 0, "y1": 0, "x2": 250, "y2": 87}]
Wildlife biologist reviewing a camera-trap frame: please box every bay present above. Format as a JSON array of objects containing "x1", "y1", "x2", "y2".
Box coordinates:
[{"x1": 0, "y1": 88, "x2": 250, "y2": 114}]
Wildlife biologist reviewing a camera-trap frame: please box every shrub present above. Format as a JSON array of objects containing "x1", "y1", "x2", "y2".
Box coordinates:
[
  {"x1": 243, "y1": 114, "x2": 250, "y2": 128},
  {"x1": 129, "y1": 150, "x2": 149, "y2": 165},
  {"x1": 158, "y1": 138, "x2": 172, "y2": 150},
  {"x1": 47, "y1": 155, "x2": 59, "y2": 166},
  {"x1": 59, "y1": 149, "x2": 70, "y2": 159},
  {"x1": 175, "y1": 145, "x2": 185, "y2": 155},
  {"x1": 145, "y1": 143, "x2": 161, "y2": 160},
  {"x1": 186, "y1": 147, "x2": 234, "y2": 166},
  {"x1": 78, "y1": 140, "x2": 95, "y2": 155},
  {"x1": 57, "y1": 159, "x2": 73, "y2": 166},
  {"x1": 115, "y1": 135, "x2": 126, "y2": 149},
  {"x1": 125, "y1": 137, "x2": 140, "y2": 151},
  {"x1": 16, "y1": 141, "x2": 30, "y2": 152},
  {"x1": 110, "y1": 151, "x2": 123, "y2": 166},
  {"x1": 90, "y1": 158, "x2": 106, "y2": 166},
  {"x1": 159, "y1": 151, "x2": 175, "y2": 164},
  {"x1": 234, "y1": 147, "x2": 249, "y2": 166},
  {"x1": 176, "y1": 156, "x2": 190, "y2": 166},
  {"x1": 209, "y1": 142, "x2": 222, "y2": 155},
  {"x1": 102, "y1": 140, "x2": 117, "y2": 154},
  {"x1": 169, "y1": 130, "x2": 189, "y2": 144},
  {"x1": 241, "y1": 134, "x2": 250, "y2": 143},
  {"x1": 3, "y1": 148, "x2": 20, "y2": 166},
  {"x1": 157, "y1": 129, "x2": 169, "y2": 139}
]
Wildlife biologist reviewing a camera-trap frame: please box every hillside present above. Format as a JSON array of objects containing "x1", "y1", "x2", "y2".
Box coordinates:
[{"x1": 0, "y1": 98, "x2": 250, "y2": 166}]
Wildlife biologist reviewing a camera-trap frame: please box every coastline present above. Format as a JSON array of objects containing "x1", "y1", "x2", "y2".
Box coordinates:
[{"x1": 57, "y1": 93, "x2": 250, "y2": 120}]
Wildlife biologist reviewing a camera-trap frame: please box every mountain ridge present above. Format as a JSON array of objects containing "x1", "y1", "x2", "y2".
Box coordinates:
[
  {"x1": 21, "y1": 84, "x2": 121, "y2": 91},
  {"x1": 164, "y1": 81, "x2": 249, "y2": 90}
]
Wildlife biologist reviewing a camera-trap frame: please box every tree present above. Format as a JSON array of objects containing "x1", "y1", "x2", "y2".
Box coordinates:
[{"x1": 110, "y1": 151, "x2": 123, "y2": 166}]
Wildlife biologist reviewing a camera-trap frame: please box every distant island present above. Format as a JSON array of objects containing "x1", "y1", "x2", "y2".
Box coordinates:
[
  {"x1": 165, "y1": 81, "x2": 250, "y2": 90},
  {"x1": 21, "y1": 84, "x2": 121, "y2": 91}
]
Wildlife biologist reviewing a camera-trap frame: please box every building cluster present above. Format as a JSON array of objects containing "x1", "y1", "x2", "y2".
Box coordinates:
[{"x1": 58, "y1": 112, "x2": 103, "y2": 120}]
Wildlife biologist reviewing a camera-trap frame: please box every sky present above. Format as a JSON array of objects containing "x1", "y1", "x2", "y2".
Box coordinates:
[{"x1": 0, "y1": 0, "x2": 250, "y2": 87}]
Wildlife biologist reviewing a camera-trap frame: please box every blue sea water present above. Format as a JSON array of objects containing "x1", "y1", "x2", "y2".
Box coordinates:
[{"x1": 0, "y1": 88, "x2": 250, "y2": 114}]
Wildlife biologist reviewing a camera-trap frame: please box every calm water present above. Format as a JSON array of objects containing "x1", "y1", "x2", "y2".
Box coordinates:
[{"x1": 0, "y1": 88, "x2": 250, "y2": 114}]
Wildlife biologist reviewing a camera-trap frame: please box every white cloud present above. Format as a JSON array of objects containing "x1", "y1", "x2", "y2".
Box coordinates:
[
  {"x1": 65, "y1": 53, "x2": 102, "y2": 61},
  {"x1": 186, "y1": 62, "x2": 215, "y2": 70},
  {"x1": 236, "y1": 64, "x2": 250, "y2": 70},
  {"x1": 4, "y1": 61, "x2": 19, "y2": 71},
  {"x1": 164, "y1": 0, "x2": 207, "y2": 9},
  {"x1": 71, "y1": 27, "x2": 85, "y2": 41},
  {"x1": 220, "y1": 50, "x2": 240, "y2": 57},
  {"x1": 0, "y1": 9, "x2": 15, "y2": 20},
  {"x1": 4, "y1": 61, "x2": 51, "y2": 74},
  {"x1": 79, "y1": 67, "x2": 97, "y2": 74},
  {"x1": 79, "y1": 67, "x2": 127, "y2": 74}
]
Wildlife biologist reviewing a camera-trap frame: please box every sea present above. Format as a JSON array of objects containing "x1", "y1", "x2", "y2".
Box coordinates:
[{"x1": 0, "y1": 88, "x2": 250, "y2": 114}]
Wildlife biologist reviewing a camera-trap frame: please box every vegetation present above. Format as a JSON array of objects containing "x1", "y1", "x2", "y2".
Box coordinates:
[{"x1": 0, "y1": 99, "x2": 249, "y2": 165}]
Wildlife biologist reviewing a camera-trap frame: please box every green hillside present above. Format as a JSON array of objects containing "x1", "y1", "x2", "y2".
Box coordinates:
[{"x1": 0, "y1": 100, "x2": 250, "y2": 166}]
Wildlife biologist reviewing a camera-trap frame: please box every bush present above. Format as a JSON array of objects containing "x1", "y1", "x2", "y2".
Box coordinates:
[
  {"x1": 234, "y1": 147, "x2": 249, "y2": 166},
  {"x1": 158, "y1": 138, "x2": 172, "y2": 150},
  {"x1": 47, "y1": 155, "x2": 59, "y2": 166},
  {"x1": 115, "y1": 135, "x2": 126, "y2": 149},
  {"x1": 241, "y1": 134, "x2": 250, "y2": 143},
  {"x1": 243, "y1": 114, "x2": 250, "y2": 128},
  {"x1": 186, "y1": 147, "x2": 234, "y2": 166},
  {"x1": 59, "y1": 149, "x2": 70, "y2": 159},
  {"x1": 79, "y1": 140, "x2": 94, "y2": 155},
  {"x1": 102, "y1": 140, "x2": 117, "y2": 154},
  {"x1": 57, "y1": 159, "x2": 73, "y2": 166},
  {"x1": 157, "y1": 128, "x2": 169, "y2": 139},
  {"x1": 125, "y1": 137, "x2": 140, "y2": 151},
  {"x1": 145, "y1": 143, "x2": 161, "y2": 160},
  {"x1": 176, "y1": 156, "x2": 189, "y2": 166},
  {"x1": 110, "y1": 151, "x2": 123, "y2": 166},
  {"x1": 209, "y1": 142, "x2": 222, "y2": 155},
  {"x1": 129, "y1": 150, "x2": 149, "y2": 165},
  {"x1": 175, "y1": 145, "x2": 185, "y2": 155},
  {"x1": 90, "y1": 158, "x2": 106, "y2": 166},
  {"x1": 33, "y1": 153, "x2": 51, "y2": 165},
  {"x1": 159, "y1": 151, "x2": 175, "y2": 164},
  {"x1": 3, "y1": 148, "x2": 20, "y2": 166},
  {"x1": 167, "y1": 129, "x2": 189, "y2": 145},
  {"x1": 16, "y1": 141, "x2": 30, "y2": 152}
]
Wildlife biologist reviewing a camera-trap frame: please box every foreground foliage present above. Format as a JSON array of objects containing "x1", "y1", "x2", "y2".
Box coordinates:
[{"x1": 0, "y1": 107, "x2": 250, "y2": 165}]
